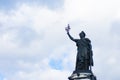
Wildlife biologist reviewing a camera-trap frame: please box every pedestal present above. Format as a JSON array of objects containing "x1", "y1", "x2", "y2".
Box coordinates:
[{"x1": 68, "y1": 70, "x2": 97, "y2": 80}]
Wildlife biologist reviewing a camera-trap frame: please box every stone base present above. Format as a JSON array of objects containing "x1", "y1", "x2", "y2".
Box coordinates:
[{"x1": 68, "y1": 70, "x2": 97, "y2": 80}]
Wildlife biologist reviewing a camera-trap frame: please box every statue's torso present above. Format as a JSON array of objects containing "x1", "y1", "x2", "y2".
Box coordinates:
[{"x1": 75, "y1": 38, "x2": 91, "y2": 59}]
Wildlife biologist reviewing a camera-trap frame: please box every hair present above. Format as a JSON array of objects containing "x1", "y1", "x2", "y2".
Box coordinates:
[{"x1": 79, "y1": 31, "x2": 86, "y2": 37}]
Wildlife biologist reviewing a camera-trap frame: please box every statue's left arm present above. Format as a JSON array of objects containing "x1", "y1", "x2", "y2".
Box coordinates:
[{"x1": 86, "y1": 38, "x2": 94, "y2": 66}]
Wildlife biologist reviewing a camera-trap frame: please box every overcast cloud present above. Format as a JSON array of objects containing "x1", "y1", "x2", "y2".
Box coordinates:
[{"x1": 0, "y1": 0, "x2": 120, "y2": 80}]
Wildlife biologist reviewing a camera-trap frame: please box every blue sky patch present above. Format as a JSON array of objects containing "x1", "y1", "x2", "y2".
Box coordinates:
[
  {"x1": 0, "y1": 74, "x2": 3, "y2": 80},
  {"x1": 0, "y1": 0, "x2": 64, "y2": 11},
  {"x1": 49, "y1": 59, "x2": 63, "y2": 70}
]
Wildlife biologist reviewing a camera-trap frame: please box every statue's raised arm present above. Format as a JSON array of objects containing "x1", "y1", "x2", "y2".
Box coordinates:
[{"x1": 65, "y1": 24, "x2": 76, "y2": 42}]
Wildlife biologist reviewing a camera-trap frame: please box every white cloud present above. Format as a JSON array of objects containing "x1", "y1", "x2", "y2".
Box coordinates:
[
  {"x1": 5, "y1": 69, "x2": 69, "y2": 80},
  {"x1": 0, "y1": 0, "x2": 120, "y2": 80}
]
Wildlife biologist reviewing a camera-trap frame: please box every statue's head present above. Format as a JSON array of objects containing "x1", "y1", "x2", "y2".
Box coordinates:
[{"x1": 79, "y1": 31, "x2": 86, "y2": 38}]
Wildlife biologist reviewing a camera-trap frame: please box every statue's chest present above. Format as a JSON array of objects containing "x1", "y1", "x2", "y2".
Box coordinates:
[{"x1": 76, "y1": 40, "x2": 84, "y2": 47}]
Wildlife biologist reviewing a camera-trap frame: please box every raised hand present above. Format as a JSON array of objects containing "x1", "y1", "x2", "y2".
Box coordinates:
[{"x1": 65, "y1": 24, "x2": 71, "y2": 33}]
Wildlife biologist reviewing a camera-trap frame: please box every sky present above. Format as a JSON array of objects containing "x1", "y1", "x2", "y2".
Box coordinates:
[{"x1": 0, "y1": 0, "x2": 120, "y2": 80}]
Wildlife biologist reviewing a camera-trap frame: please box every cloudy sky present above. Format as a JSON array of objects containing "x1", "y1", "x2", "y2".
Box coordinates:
[{"x1": 0, "y1": 0, "x2": 120, "y2": 80}]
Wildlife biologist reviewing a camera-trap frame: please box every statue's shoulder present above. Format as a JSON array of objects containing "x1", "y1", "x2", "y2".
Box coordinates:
[{"x1": 85, "y1": 38, "x2": 91, "y2": 43}]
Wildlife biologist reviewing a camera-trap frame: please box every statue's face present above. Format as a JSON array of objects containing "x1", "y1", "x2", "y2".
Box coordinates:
[{"x1": 79, "y1": 32, "x2": 85, "y2": 38}]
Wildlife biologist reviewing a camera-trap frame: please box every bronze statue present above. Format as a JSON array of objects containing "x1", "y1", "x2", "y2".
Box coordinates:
[
  {"x1": 66, "y1": 24, "x2": 97, "y2": 80},
  {"x1": 65, "y1": 24, "x2": 93, "y2": 73}
]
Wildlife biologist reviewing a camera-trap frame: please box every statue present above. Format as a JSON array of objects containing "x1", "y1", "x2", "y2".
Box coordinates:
[{"x1": 65, "y1": 24, "x2": 96, "y2": 80}]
